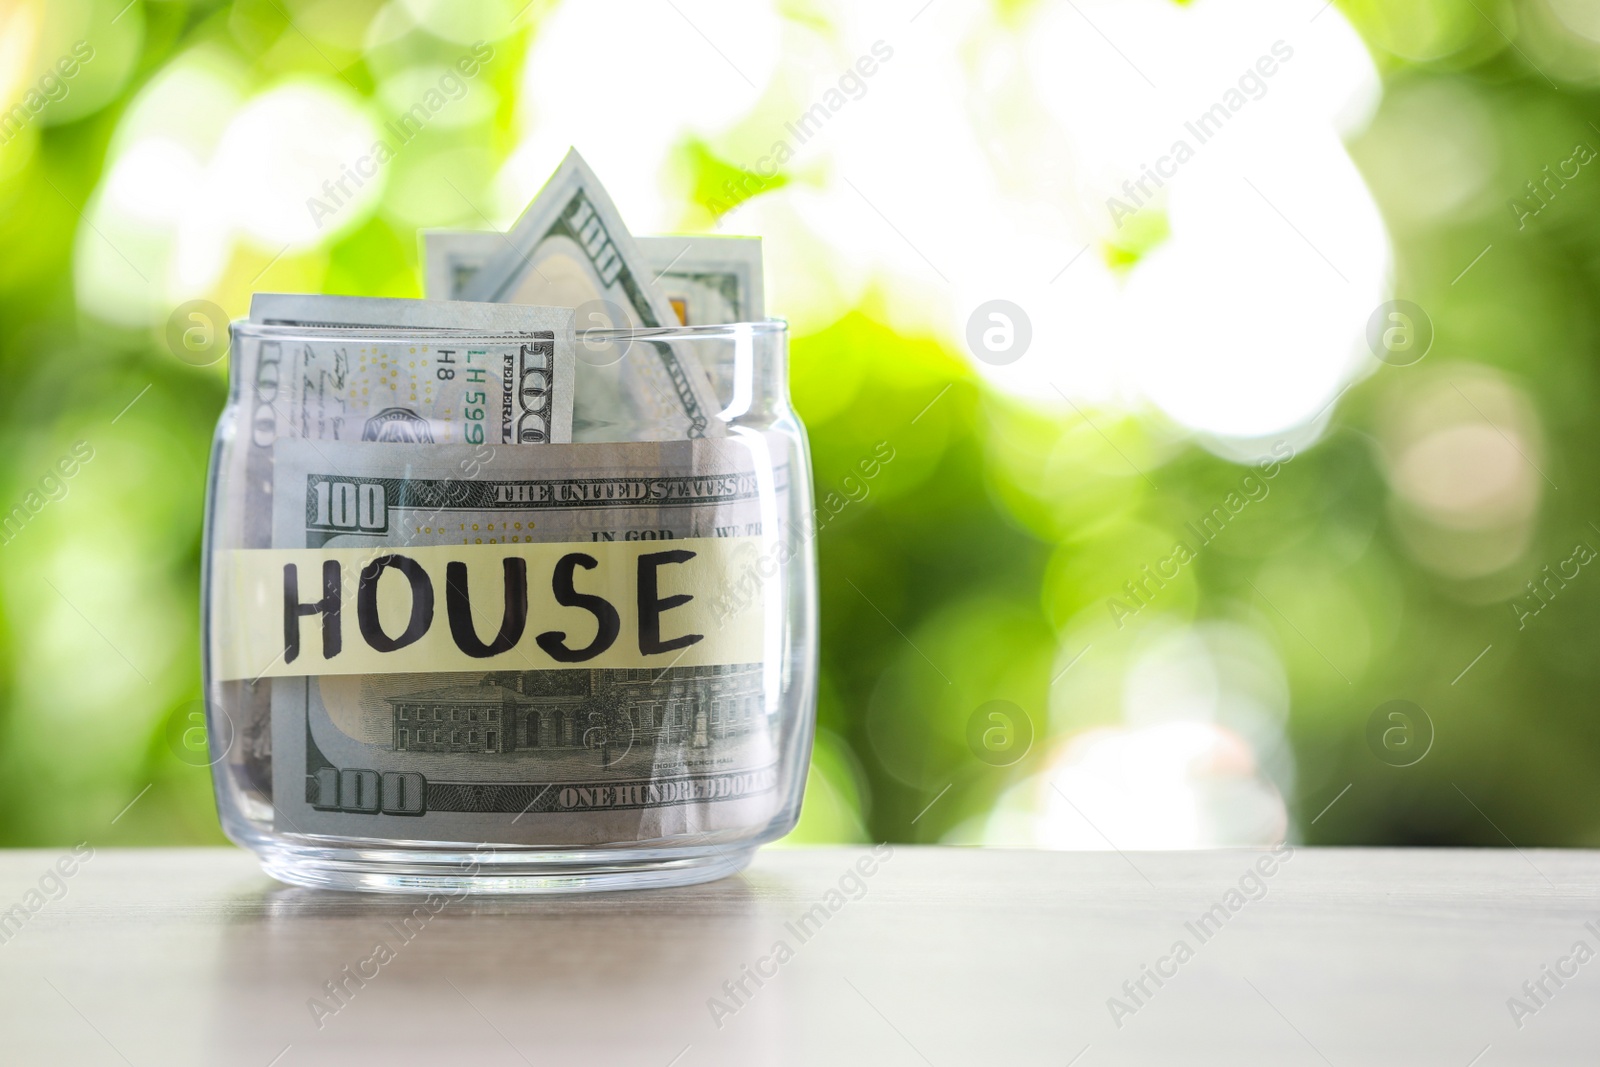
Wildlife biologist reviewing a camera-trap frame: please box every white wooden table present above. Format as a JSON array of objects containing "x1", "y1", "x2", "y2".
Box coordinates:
[{"x1": 0, "y1": 846, "x2": 1592, "y2": 1064}]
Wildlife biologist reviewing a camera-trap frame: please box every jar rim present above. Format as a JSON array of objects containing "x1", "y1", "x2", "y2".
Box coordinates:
[{"x1": 231, "y1": 318, "x2": 789, "y2": 342}]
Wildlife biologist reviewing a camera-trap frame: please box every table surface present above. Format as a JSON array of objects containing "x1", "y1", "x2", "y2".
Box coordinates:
[{"x1": 0, "y1": 845, "x2": 1594, "y2": 1065}]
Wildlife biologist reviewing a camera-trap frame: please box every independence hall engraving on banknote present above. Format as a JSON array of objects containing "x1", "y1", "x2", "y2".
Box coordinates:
[{"x1": 388, "y1": 666, "x2": 767, "y2": 754}]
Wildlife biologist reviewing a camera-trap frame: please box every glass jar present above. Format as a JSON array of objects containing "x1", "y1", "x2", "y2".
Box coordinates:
[{"x1": 202, "y1": 320, "x2": 816, "y2": 893}]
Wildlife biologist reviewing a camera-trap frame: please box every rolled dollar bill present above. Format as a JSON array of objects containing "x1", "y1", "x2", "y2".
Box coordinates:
[
  {"x1": 247, "y1": 294, "x2": 577, "y2": 447},
  {"x1": 457, "y1": 149, "x2": 728, "y2": 440},
  {"x1": 424, "y1": 230, "x2": 765, "y2": 409}
]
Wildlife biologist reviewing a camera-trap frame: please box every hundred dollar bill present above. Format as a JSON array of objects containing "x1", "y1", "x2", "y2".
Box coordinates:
[
  {"x1": 251, "y1": 437, "x2": 787, "y2": 845},
  {"x1": 424, "y1": 231, "x2": 764, "y2": 408},
  {"x1": 638, "y1": 235, "x2": 764, "y2": 324},
  {"x1": 456, "y1": 149, "x2": 727, "y2": 440},
  {"x1": 421, "y1": 229, "x2": 510, "y2": 304},
  {"x1": 425, "y1": 231, "x2": 764, "y2": 323},
  {"x1": 247, "y1": 294, "x2": 576, "y2": 447},
  {"x1": 217, "y1": 298, "x2": 576, "y2": 809},
  {"x1": 236, "y1": 297, "x2": 577, "y2": 549}
]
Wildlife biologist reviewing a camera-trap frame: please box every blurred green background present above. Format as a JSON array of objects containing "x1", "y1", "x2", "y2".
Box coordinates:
[{"x1": 3, "y1": 0, "x2": 1599, "y2": 850}]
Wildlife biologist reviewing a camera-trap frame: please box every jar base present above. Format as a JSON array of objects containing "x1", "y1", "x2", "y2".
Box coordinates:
[{"x1": 251, "y1": 840, "x2": 758, "y2": 895}]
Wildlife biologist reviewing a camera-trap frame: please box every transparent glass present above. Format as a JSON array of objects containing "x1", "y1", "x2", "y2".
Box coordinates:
[{"x1": 203, "y1": 320, "x2": 815, "y2": 893}]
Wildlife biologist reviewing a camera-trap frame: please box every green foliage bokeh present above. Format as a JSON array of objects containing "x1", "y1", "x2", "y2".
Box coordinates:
[{"x1": 2, "y1": 0, "x2": 1599, "y2": 852}]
